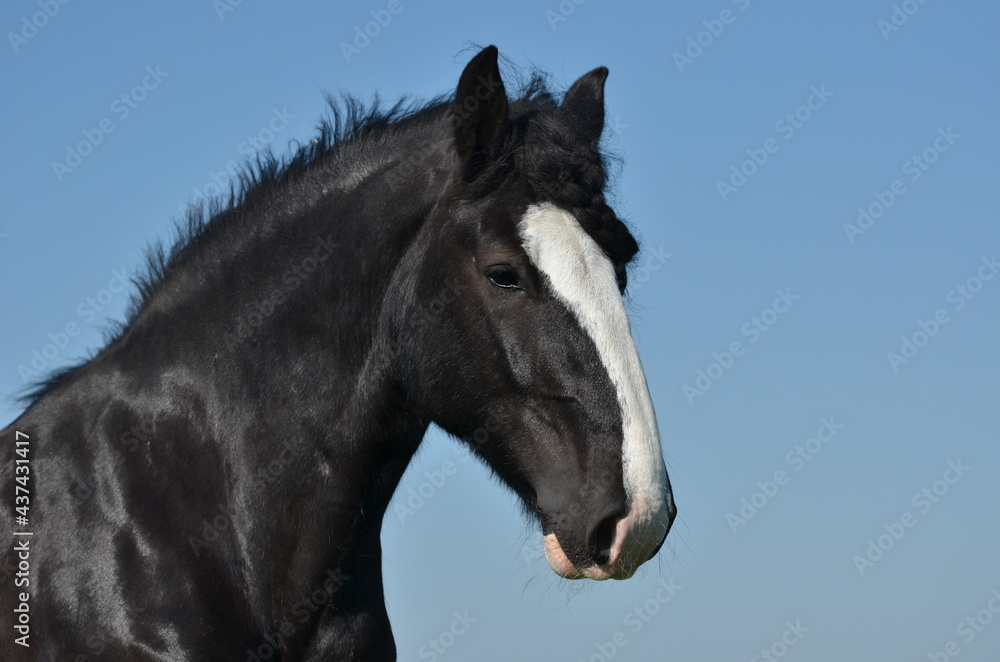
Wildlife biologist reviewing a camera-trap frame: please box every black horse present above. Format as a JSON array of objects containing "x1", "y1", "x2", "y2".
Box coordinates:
[{"x1": 0, "y1": 46, "x2": 675, "y2": 661}]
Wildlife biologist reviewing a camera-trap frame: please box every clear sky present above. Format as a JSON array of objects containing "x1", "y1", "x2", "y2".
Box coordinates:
[{"x1": 2, "y1": 1, "x2": 999, "y2": 660}]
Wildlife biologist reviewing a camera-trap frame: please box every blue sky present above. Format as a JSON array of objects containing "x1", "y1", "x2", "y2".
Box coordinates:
[{"x1": 2, "y1": 1, "x2": 999, "y2": 660}]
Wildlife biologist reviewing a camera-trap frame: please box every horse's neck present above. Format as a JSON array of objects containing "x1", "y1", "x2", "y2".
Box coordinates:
[{"x1": 105, "y1": 138, "x2": 446, "y2": 605}]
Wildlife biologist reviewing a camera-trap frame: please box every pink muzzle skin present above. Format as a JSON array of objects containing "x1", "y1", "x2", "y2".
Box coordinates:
[{"x1": 543, "y1": 494, "x2": 673, "y2": 580}]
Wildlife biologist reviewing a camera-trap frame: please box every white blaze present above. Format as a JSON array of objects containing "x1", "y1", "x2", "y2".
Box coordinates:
[{"x1": 518, "y1": 203, "x2": 670, "y2": 571}]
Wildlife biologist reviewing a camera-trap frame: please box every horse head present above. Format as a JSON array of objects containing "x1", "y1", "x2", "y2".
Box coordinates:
[{"x1": 401, "y1": 46, "x2": 675, "y2": 580}]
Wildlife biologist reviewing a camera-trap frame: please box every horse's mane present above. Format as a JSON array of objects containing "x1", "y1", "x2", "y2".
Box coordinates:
[
  {"x1": 18, "y1": 67, "x2": 633, "y2": 406},
  {"x1": 124, "y1": 70, "x2": 558, "y2": 343}
]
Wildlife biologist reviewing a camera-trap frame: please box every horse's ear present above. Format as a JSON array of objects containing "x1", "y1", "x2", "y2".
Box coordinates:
[
  {"x1": 453, "y1": 45, "x2": 508, "y2": 181},
  {"x1": 561, "y1": 67, "x2": 608, "y2": 145}
]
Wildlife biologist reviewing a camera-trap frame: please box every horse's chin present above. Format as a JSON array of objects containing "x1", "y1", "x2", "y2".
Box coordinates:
[{"x1": 543, "y1": 532, "x2": 635, "y2": 581}]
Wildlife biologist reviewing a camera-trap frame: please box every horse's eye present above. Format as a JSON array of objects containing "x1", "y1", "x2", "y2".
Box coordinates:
[{"x1": 487, "y1": 267, "x2": 521, "y2": 290}]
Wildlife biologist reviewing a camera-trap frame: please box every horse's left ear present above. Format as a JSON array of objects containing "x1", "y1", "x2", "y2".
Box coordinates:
[
  {"x1": 453, "y1": 45, "x2": 509, "y2": 181},
  {"x1": 561, "y1": 67, "x2": 609, "y2": 145}
]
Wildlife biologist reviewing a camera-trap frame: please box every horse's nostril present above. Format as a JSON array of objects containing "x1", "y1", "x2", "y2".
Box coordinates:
[{"x1": 587, "y1": 514, "x2": 620, "y2": 566}]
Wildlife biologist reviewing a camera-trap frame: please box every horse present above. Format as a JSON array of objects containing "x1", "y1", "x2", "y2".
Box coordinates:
[{"x1": 0, "y1": 45, "x2": 675, "y2": 661}]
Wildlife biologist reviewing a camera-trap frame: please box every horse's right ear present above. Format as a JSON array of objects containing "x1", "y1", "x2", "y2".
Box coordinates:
[{"x1": 453, "y1": 45, "x2": 508, "y2": 182}]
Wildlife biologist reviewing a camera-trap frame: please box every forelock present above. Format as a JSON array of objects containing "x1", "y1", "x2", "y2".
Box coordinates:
[{"x1": 510, "y1": 103, "x2": 638, "y2": 267}]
